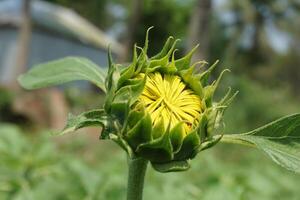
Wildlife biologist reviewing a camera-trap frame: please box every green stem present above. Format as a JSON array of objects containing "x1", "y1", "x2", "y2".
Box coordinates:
[
  {"x1": 220, "y1": 134, "x2": 256, "y2": 148},
  {"x1": 127, "y1": 157, "x2": 148, "y2": 200}
]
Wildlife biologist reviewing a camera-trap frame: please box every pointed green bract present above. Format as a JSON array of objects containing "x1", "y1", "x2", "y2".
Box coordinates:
[
  {"x1": 170, "y1": 122, "x2": 185, "y2": 153},
  {"x1": 152, "y1": 160, "x2": 190, "y2": 173},
  {"x1": 125, "y1": 113, "x2": 152, "y2": 149},
  {"x1": 175, "y1": 44, "x2": 199, "y2": 71},
  {"x1": 151, "y1": 36, "x2": 174, "y2": 60},
  {"x1": 174, "y1": 130, "x2": 201, "y2": 160},
  {"x1": 137, "y1": 131, "x2": 173, "y2": 163}
]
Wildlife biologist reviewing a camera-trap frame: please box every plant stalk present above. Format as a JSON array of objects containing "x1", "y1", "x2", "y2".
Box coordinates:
[
  {"x1": 220, "y1": 134, "x2": 256, "y2": 148},
  {"x1": 127, "y1": 157, "x2": 148, "y2": 200}
]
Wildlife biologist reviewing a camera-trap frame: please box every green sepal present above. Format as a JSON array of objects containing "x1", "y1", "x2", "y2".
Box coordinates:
[
  {"x1": 104, "y1": 49, "x2": 119, "y2": 113},
  {"x1": 175, "y1": 44, "x2": 199, "y2": 71},
  {"x1": 110, "y1": 87, "x2": 131, "y2": 124},
  {"x1": 142, "y1": 26, "x2": 153, "y2": 55},
  {"x1": 137, "y1": 131, "x2": 173, "y2": 163},
  {"x1": 170, "y1": 122, "x2": 185, "y2": 153},
  {"x1": 199, "y1": 60, "x2": 218, "y2": 85},
  {"x1": 127, "y1": 108, "x2": 145, "y2": 128},
  {"x1": 135, "y1": 48, "x2": 148, "y2": 75},
  {"x1": 205, "y1": 88, "x2": 238, "y2": 136},
  {"x1": 125, "y1": 113, "x2": 152, "y2": 150},
  {"x1": 159, "y1": 49, "x2": 178, "y2": 74},
  {"x1": 110, "y1": 134, "x2": 135, "y2": 158},
  {"x1": 178, "y1": 66, "x2": 204, "y2": 98},
  {"x1": 151, "y1": 36, "x2": 174, "y2": 60},
  {"x1": 117, "y1": 46, "x2": 138, "y2": 89},
  {"x1": 151, "y1": 118, "x2": 165, "y2": 139},
  {"x1": 206, "y1": 107, "x2": 219, "y2": 136},
  {"x1": 104, "y1": 89, "x2": 115, "y2": 114},
  {"x1": 218, "y1": 87, "x2": 239, "y2": 109},
  {"x1": 174, "y1": 130, "x2": 201, "y2": 160},
  {"x1": 203, "y1": 69, "x2": 229, "y2": 107},
  {"x1": 197, "y1": 113, "x2": 209, "y2": 142},
  {"x1": 127, "y1": 76, "x2": 147, "y2": 106},
  {"x1": 148, "y1": 39, "x2": 179, "y2": 71},
  {"x1": 132, "y1": 27, "x2": 152, "y2": 75},
  {"x1": 105, "y1": 48, "x2": 119, "y2": 91},
  {"x1": 213, "y1": 89, "x2": 238, "y2": 133},
  {"x1": 152, "y1": 160, "x2": 190, "y2": 173},
  {"x1": 110, "y1": 75, "x2": 146, "y2": 122},
  {"x1": 121, "y1": 77, "x2": 144, "y2": 87}
]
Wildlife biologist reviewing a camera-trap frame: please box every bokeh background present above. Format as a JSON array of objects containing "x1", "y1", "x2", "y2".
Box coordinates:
[{"x1": 1, "y1": 0, "x2": 300, "y2": 199}]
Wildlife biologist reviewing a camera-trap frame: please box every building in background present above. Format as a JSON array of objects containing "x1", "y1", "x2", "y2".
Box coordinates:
[
  {"x1": 0, "y1": 0, "x2": 124, "y2": 129},
  {"x1": 0, "y1": 0, "x2": 123, "y2": 85}
]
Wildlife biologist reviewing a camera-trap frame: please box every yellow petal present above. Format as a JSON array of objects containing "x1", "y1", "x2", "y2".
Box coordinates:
[{"x1": 138, "y1": 72, "x2": 202, "y2": 136}]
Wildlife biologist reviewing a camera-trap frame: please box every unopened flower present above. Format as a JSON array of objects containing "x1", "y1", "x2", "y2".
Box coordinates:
[
  {"x1": 138, "y1": 72, "x2": 202, "y2": 135},
  {"x1": 102, "y1": 29, "x2": 237, "y2": 172}
]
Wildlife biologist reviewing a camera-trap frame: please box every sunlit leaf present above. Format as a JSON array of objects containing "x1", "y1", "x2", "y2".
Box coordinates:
[
  {"x1": 220, "y1": 113, "x2": 300, "y2": 173},
  {"x1": 18, "y1": 57, "x2": 107, "y2": 92}
]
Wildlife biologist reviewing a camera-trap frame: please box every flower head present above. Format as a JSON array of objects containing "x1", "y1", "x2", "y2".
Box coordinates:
[
  {"x1": 139, "y1": 72, "x2": 202, "y2": 136},
  {"x1": 102, "y1": 29, "x2": 237, "y2": 172}
]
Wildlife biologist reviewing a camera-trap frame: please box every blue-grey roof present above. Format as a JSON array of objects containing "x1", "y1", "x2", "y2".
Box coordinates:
[{"x1": 0, "y1": 0, "x2": 124, "y2": 56}]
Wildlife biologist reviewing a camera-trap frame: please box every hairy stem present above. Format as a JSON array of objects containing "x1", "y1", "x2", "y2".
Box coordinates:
[{"x1": 127, "y1": 157, "x2": 148, "y2": 200}]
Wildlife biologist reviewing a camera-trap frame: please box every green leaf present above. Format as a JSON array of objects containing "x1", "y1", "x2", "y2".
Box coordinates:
[
  {"x1": 152, "y1": 160, "x2": 190, "y2": 173},
  {"x1": 56, "y1": 109, "x2": 107, "y2": 136},
  {"x1": 18, "y1": 57, "x2": 107, "y2": 92},
  {"x1": 220, "y1": 113, "x2": 300, "y2": 173}
]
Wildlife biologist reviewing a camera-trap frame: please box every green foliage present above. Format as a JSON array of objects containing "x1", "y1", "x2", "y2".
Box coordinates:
[
  {"x1": 0, "y1": 124, "x2": 57, "y2": 199},
  {"x1": 0, "y1": 88, "x2": 13, "y2": 121},
  {"x1": 221, "y1": 113, "x2": 300, "y2": 173},
  {"x1": 1, "y1": 123, "x2": 300, "y2": 200},
  {"x1": 0, "y1": 88, "x2": 13, "y2": 108},
  {"x1": 0, "y1": 123, "x2": 126, "y2": 200},
  {"x1": 18, "y1": 57, "x2": 107, "y2": 92}
]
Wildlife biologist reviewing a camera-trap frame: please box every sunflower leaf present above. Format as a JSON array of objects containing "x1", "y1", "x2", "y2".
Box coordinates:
[
  {"x1": 18, "y1": 57, "x2": 106, "y2": 92},
  {"x1": 54, "y1": 109, "x2": 107, "y2": 136},
  {"x1": 220, "y1": 113, "x2": 300, "y2": 173}
]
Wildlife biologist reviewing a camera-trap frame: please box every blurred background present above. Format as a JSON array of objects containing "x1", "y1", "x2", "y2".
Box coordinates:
[{"x1": 0, "y1": 0, "x2": 300, "y2": 199}]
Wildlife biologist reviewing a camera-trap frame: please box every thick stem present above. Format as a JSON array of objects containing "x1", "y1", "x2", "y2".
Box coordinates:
[{"x1": 127, "y1": 157, "x2": 148, "y2": 200}]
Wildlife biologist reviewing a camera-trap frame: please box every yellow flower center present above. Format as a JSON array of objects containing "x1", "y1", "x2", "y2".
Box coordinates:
[{"x1": 139, "y1": 72, "x2": 202, "y2": 135}]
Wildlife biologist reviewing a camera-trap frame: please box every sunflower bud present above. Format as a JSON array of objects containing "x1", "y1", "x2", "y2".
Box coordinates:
[{"x1": 102, "y1": 29, "x2": 237, "y2": 172}]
